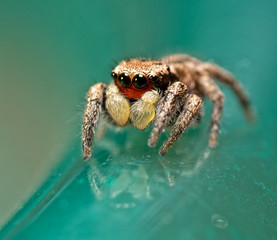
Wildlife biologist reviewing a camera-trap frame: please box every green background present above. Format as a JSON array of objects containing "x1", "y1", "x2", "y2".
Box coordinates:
[{"x1": 0, "y1": 0, "x2": 276, "y2": 239}]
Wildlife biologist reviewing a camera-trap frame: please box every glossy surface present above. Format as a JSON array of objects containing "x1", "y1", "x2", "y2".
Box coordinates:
[{"x1": 1, "y1": 0, "x2": 277, "y2": 239}]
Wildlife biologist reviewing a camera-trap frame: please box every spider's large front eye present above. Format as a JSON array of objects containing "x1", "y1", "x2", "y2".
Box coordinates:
[
  {"x1": 118, "y1": 73, "x2": 131, "y2": 88},
  {"x1": 133, "y1": 74, "x2": 148, "y2": 89}
]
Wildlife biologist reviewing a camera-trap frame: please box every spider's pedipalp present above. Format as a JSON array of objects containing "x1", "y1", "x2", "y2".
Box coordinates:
[
  {"x1": 197, "y1": 75, "x2": 225, "y2": 148},
  {"x1": 202, "y1": 62, "x2": 254, "y2": 120},
  {"x1": 106, "y1": 83, "x2": 130, "y2": 126},
  {"x1": 148, "y1": 81, "x2": 188, "y2": 147},
  {"x1": 159, "y1": 94, "x2": 202, "y2": 156},
  {"x1": 82, "y1": 83, "x2": 107, "y2": 160},
  {"x1": 130, "y1": 90, "x2": 160, "y2": 130}
]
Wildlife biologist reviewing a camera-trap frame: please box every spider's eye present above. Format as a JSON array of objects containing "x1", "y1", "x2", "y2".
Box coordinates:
[
  {"x1": 149, "y1": 75, "x2": 158, "y2": 83},
  {"x1": 111, "y1": 71, "x2": 117, "y2": 80},
  {"x1": 133, "y1": 74, "x2": 148, "y2": 89},
  {"x1": 118, "y1": 73, "x2": 131, "y2": 87}
]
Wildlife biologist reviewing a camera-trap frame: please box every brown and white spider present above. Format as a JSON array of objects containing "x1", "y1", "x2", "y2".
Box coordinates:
[{"x1": 82, "y1": 54, "x2": 252, "y2": 160}]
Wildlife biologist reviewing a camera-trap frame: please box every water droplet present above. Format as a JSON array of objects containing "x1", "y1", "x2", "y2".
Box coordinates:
[
  {"x1": 78, "y1": 178, "x2": 85, "y2": 184},
  {"x1": 211, "y1": 214, "x2": 228, "y2": 229}
]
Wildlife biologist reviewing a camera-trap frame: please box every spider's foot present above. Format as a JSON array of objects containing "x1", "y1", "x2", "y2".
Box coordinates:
[
  {"x1": 159, "y1": 145, "x2": 170, "y2": 156},
  {"x1": 148, "y1": 130, "x2": 159, "y2": 147},
  {"x1": 245, "y1": 106, "x2": 256, "y2": 122},
  {"x1": 83, "y1": 153, "x2": 91, "y2": 161},
  {"x1": 209, "y1": 138, "x2": 217, "y2": 149},
  {"x1": 209, "y1": 129, "x2": 218, "y2": 148}
]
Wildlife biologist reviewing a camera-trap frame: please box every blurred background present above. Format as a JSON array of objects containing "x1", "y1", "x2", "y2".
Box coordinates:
[{"x1": 0, "y1": 0, "x2": 276, "y2": 239}]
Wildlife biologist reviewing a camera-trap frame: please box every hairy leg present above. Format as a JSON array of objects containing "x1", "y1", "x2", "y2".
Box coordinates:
[
  {"x1": 148, "y1": 81, "x2": 188, "y2": 147},
  {"x1": 197, "y1": 75, "x2": 225, "y2": 148},
  {"x1": 160, "y1": 94, "x2": 202, "y2": 155},
  {"x1": 201, "y1": 62, "x2": 253, "y2": 120},
  {"x1": 161, "y1": 54, "x2": 201, "y2": 65},
  {"x1": 82, "y1": 83, "x2": 106, "y2": 160}
]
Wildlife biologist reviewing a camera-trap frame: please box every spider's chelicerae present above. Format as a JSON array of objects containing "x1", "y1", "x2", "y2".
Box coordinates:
[{"x1": 82, "y1": 54, "x2": 253, "y2": 160}]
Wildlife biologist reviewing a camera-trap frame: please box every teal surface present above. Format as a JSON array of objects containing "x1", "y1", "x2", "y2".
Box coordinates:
[{"x1": 1, "y1": 0, "x2": 277, "y2": 239}]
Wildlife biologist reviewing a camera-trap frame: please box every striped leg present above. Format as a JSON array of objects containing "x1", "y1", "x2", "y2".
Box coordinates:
[
  {"x1": 198, "y1": 75, "x2": 225, "y2": 148},
  {"x1": 148, "y1": 81, "x2": 188, "y2": 147},
  {"x1": 82, "y1": 83, "x2": 106, "y2": 160},
  {"x1": 202, "y1": 62, "x2": 253, "y2": 120},
  {"x1": 159, "y1": 94, "x2": 202, "y2": 155}
]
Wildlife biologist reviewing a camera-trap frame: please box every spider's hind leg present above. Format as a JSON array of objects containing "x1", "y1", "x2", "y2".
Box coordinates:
[
  {"x1": 202, "y1": 62, "x2": 254, "y2": 120},
  {"x1": 159, "y1": 94, "x2": 202, "y2": 155}
]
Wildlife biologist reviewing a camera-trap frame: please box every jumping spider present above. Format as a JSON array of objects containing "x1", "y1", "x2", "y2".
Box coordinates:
[{"x1": 82, "y1": 54, "x2": 252, "y2": 160}]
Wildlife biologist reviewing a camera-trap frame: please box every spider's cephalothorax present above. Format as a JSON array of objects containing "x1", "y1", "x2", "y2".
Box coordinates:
[
  {"x1": 112, "y1": 59, "x2": 174, "y2": 99},
  {"x1": 82, "y1": 54, "x2": 253, "y2": 160}
]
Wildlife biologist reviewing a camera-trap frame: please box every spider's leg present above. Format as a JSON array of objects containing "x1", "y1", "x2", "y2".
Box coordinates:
[
  {"x1": 197, "y1": 75, "x2": 225, "y2": 148},
  {"x1": 202, "y1": 62, "x2": 253, "y2": 120},
  {"x1": 82, "y1": 83, "x2": 106, "y2": 160},
  {"x1": 159, "y1": 94, "x2": 202, "y2": 156},
  {"x1": 161, "y1": 54, "x2": 201, "y2": 64},
  {"x1": 148, "y1": 81, "x2": 188, "y2": 147}
]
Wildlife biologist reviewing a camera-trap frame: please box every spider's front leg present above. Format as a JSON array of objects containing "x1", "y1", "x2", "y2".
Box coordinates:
[
  {"x1": 148, "y1": 81, "x2": 188, "y2": 147},
  {"x1": 159, "y1": 94, "x2": 202, "y2": 155},
  {"x1": 82, "y1": 83, "x2": 131, "y2": 160},
  {"x1": 82, "y1": 83, "x2": 106, "y2": 160}
]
